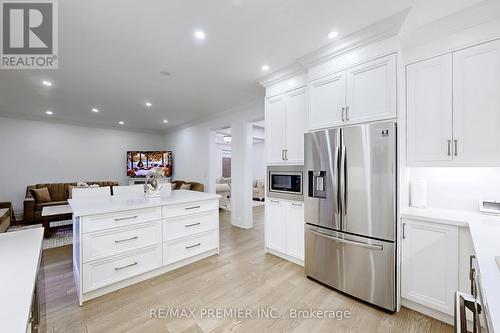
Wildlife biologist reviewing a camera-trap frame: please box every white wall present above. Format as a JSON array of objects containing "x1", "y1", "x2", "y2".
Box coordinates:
[
  {"x1": 252, "y1": 141, "x2": 265, "y2": 181},
  {"x1": 163, "y1": 101, "x2": 264, "y2": 192},
  {"x1": 0, "y1": 117, "x2": 164, "y2": 211},
  {"x1": 407, "y1": 167, "x2": 500, "y2": 212}
]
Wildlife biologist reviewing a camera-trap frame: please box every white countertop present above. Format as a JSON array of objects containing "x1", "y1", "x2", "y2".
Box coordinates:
[
  {"x1": 402, "y1": 206, "x2": 500, "y2": 332},
  {"x1": 0, "y1": 228, "x2": 44, "y2": 333},
  {"x1": 69, "y1": 190, "x2": 220, "y2": 217}
]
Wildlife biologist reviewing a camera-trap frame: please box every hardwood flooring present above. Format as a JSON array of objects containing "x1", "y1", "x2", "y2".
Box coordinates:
[{"x1": 38, "y1": 206, "x2": 453, "y2": 333}]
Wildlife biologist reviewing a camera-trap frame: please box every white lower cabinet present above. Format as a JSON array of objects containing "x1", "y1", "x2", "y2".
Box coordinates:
[
  {"x1": 265, "y1": 198, "x2": 304, "y2": 264},
  {"x1": 402, "y1": 218, "x2": 475, "y2": 321},
  {"x1": 77, "y1": 199, "x2": 219, "y2": 303}
]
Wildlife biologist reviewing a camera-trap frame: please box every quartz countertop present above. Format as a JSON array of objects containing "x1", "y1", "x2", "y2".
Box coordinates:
[
  {"x1": 0, "y1": 228, "x2": 44, "y2": 333},
  {"x1": 69, "y1": 190, "x2": 220, "y2": 217},
  {"x1": 402, "y1": 206, "x2": 500, "y2": 332}
]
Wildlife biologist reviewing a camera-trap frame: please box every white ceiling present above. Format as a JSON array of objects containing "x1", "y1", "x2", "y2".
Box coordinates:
[{"x1": 0, "y1": 0, "x2": 412, "y2": 133}]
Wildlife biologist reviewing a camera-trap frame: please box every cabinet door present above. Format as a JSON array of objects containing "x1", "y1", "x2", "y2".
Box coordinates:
[
  {"x1": 285, "y1": 201, "x2": 304, "y2": 261},
  {"x1": 265, "y1": 199, "x2": 286, "y2": 253},
  {"x1": 285, "y1": 88, "x2": 306, "y2": 164},
  {"x1": 308, "y1": 71, "x2": 346, "y2": 130},
  {"x1": 407, "y1": 54, "x2": 453, "y2": 163},
  {"x1": 401, "y1": 219, "x2": 458, "y2": 315},
  {"x1": 346, "y1": 54, "x2": 397, "y2": 124},
  {"x1": 453, "y1": 40, "x2": 500, "y2": 165},
  {"x1": 265, "y1": 96, "x2": 286, "y2": 164}
]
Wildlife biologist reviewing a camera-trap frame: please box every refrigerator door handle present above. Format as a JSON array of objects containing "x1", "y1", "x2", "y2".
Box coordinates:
[
  {"x1": 339, "y1": 144, "x2": 347, "y2": 222},
  {"x1": 333, "y1": 145, "x2": 340, "y2": 214},
  {"x1": 309, "y1": 229, "x2": 383, "y2": 251}
]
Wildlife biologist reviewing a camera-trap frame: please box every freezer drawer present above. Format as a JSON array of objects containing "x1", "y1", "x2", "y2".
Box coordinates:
[{"x1": 304, "y1": 224, "x2": 395, "y2": 311}]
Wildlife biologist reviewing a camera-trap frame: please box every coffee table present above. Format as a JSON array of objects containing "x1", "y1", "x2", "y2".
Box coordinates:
[{"x1": 41, "y1": 205, "x2": 73, "y2": 238}]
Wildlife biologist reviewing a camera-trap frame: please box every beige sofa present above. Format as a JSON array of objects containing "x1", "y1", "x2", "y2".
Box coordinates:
[
  {"x1": 216, "y1": 177, "x2": 231, "y2": 207},
  {"x1": 253, "y1": 179, "x2": 265, "y2": 201}
]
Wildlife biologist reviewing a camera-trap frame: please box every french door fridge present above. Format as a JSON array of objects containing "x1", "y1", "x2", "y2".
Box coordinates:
[{"x1": 304, "y1": 121, "x2": 397, "y2": 311}]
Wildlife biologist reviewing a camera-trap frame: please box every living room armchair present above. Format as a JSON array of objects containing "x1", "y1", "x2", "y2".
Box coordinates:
[
  {"x1": 216, "y1": 177, "x2": 231, "y2": 208},
  {"x1": 253, "y1": 179, "x2": 265, "y2": 201}
]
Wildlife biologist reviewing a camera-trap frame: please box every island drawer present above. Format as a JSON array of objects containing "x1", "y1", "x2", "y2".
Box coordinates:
[
  {"x1": 163, "y1": 210, "x2": 218, "y2": 241},
  {"x1": 82, "y1": 207, "x2": 162, "y2": 233},
  {"x1": 82, "y1": 244, "x2": 162, "y2": 293},
  {"x1": 162, "y1": 200, "x2": 218, "y2": 218},
  {"x1": 163, "y1": 230, "x2": 218, "y2": 265},
  {"x1": 82, "y1": 220, "x2": 162, "y2": 263}
]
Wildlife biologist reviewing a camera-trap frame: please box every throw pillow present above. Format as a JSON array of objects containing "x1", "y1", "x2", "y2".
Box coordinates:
[
  {"x1": 171, "y1": 183, "x2": 177, "y2": 190},
  {"x1": 180, "y1": 183, "x2": 192, "y2": 190},
  {"x1": 30, "y1": 187, "x2": 52, "y2": 203}
]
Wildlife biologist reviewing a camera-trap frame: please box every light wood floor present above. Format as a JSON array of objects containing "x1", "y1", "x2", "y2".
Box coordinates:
[{"x1": 38, "y1": 206, "x2": 453, "y2": 333}]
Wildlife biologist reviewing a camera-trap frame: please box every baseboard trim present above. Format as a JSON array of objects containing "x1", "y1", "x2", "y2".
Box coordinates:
[{"x1": 266, "y1": 247, "x2": 304, "y2": 267}]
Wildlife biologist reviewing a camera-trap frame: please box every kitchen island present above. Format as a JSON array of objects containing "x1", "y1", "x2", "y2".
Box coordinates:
[{"x1": 69, "y1": 190, "x2": 220, "y2": 305}]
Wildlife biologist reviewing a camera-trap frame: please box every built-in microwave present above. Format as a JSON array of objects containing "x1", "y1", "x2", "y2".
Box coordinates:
[{"x1": 267, "y1": 166, "x2": 303, "y2": 201}]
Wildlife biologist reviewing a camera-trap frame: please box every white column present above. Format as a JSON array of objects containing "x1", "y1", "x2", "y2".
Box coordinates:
[{"x1": 230, "y1": 120, "x2": 253, "y2": 229}]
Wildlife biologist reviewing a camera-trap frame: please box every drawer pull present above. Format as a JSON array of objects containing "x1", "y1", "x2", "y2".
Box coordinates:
[
  {"x1": 114, "y1": 216, "x2": 138, "y2": 222},
  {"x1": 291, "y1": 203, "x2": 303, "y2": 207},
  {"x1": 185, "y1": 222, "x2": 201, "y2": 228},
  {"x1": 185, "y1": 206, "x2": 201, "y2": 210},
  {"x1": 114, "y1": 236, "x2": 138, "y2": 243},
  {"x1": 185, "y1": 243, "x2": 201, "y2": 249},
  {"x1": 114, "y1": 261, "x2": 138, "y2": 271}
]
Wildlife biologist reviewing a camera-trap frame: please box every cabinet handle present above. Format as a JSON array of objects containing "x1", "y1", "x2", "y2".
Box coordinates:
[
  {"x1": 402, "y1": 223, "x2": 406, "y2": 239},
  {"x1": 281, "y1": 149, "x2": 285, "y2": 160},
  {"x1": 454, "y1": 140, "x2": 458, "y2": 156},
  {"x1": 284, "y1": 149, "x2": 288, "y2": 160},
  {"x1": 270, "y1": 199, "x2": 279, "y2": 204},
  {"x1": 291, "y1": 202, "x2": 303, "y2": 207},
  {"x1": 341, "y1": 107, "x2": 345, "y2": 121},
  {"x1": 469, "y1": 255, "x2": 477, "y2": 295},
  {"x1": 185, "y1": 243, "x2": 201, "y2": 249},
  {"x1": 115, "y1": 216, "x2": 138, "y2": 222},
  {"x1": 115, "y1": 262, "x2": 138, "y2": 271},
  {"x1": 447, "y1": 140, "x2": 452, "y2": 156},
  {"x1": 185, "y1": 206, "x2": 200, "y2": 210},
  {"x1": 114, "y1": 236, "x2": 138, "y2": 243},
  {"x1": 185, "y1": 222, "x2": 201, "y2": 228},
  {"x1": 345, "y1": 106, "x2": 350, "y2": 121}
]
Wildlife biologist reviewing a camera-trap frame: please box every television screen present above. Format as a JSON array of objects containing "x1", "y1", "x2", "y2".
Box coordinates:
[{"x1": 127, "y1": 151, "x2": 173, "y2": 178}]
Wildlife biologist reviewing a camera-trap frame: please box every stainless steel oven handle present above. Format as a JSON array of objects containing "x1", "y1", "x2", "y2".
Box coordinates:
[
  {"x1": 309, "y1": 229, "x2": 383, "y2": 251},
  {"x1": 455, "y1": 291, "x2": 482, "y2": 333}
]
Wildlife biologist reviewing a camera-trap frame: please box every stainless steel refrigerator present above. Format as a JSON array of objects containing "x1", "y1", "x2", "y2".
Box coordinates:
[{"x1": 304, "y1": 121, "x2": 397, "y2": 311}]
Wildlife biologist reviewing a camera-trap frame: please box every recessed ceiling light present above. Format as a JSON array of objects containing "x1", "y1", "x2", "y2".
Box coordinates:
[
  {"x1": 261, "y1": 65, "x2": 270, "y2": 71},
  {"x1": 163, "y1": 119, "x2": 168, "y2": 123},
  {"x1": 91, "y1": 108, "x2": 99, "y2": 113},
  {"x1": 145, "y1": 102, "x2": 152, "y2": 107},
  {"x1": 45, "y1": 110, "x2": 53, "y2": 115},
  {"x1": 328, "y1": 31, "x2": 339, "y2": 39},
  {"x1": 42, "y1": 80, "x2": 53, "y2": 87},
  {"x1": 194, "y1": 30, "x2": 206, "y2": 40},
  {"x1": 118, "y1": 121, "x2": 124, "y2": 125}
]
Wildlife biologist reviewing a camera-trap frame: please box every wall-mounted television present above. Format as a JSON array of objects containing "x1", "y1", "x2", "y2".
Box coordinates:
[{"x1": 127, "y1": 151, "x2": 173, "y2": 178}]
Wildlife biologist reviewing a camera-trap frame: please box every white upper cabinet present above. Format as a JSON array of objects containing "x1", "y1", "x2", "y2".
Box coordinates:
[
  {"x1": 406, "y1": 39, "x2": 500, "y2": 166},
  {"x1": 265, "y1": 96, "x2": 286, "y2": 164},
  {"x1": 407, "y1": 54, "x2": 453, "y2": 162},
  {"x1": 346, "y1": 54, "x2": 397, "y2": 124},
  {"x1": 307, "y1": 54, "x2": 397, "y2": 131},
  {"x1": 285, "y1": 88, "x2": 306, "y2": 164},
  {"x1": 308, "y1": 71, "x2": 346, "y2": 130},
  {"x1": 265, "y1": 88, "x2": 306, "y2": 165},
  {"x1": 453, "y1": 40, "x2": 500, "y2": 165}
]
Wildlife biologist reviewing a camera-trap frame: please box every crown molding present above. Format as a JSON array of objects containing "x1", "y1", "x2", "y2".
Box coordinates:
[
  {"x1": 258, "y1": 63, "x2": 306, "y2": 88},
  {"x1": 297, "y1": 8, "x2": 410, "y2": 68},
  {"x1": 0, "y1": 111, "x2": 164, "y2": 135},
  {"x1": 297, "y1": 8, "x2": 409, "y2": 68}
]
